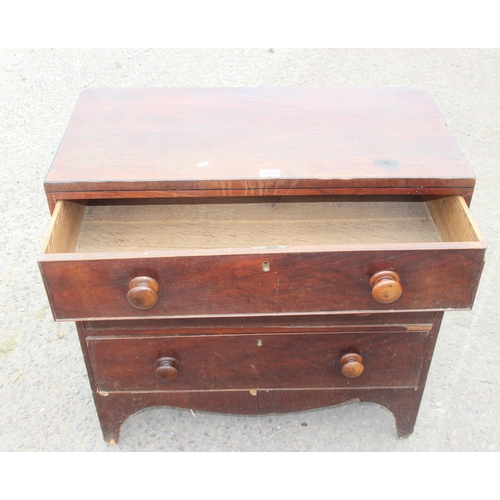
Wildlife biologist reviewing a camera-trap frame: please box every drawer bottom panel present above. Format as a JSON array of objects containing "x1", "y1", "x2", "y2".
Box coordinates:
[{"x1": 88, "y1": 331, "x2": 428, "y2": 392}]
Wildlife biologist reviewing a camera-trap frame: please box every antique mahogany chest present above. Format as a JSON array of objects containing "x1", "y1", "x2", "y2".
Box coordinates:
[{"x1": 39, "y1": 87, "x2": 485, "y2": 443}]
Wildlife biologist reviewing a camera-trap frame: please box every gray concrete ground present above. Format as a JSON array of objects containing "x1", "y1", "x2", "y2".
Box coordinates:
[{"x1": 1, "y1": 49, "x2": 499, "y2": 452}]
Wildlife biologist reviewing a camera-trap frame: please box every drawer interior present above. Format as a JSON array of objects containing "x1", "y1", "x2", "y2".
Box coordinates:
[{"x1": 43, "y1": 195, "x2": 482, "y2": 254}]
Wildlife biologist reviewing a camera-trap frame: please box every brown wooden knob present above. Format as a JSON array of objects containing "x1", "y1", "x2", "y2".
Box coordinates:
[
  {"x1": 340, "y1": 353, "x2": 364, "y2": 378},
  {"x1": 127, "y1": 276, "x2": 159, "y2": 310},
  {"x1": 155, "y1": 357, "x2": 179, "y2": 382},
  {"x1": 370, "y1": 270, "x2": 402, "y2": 304}
]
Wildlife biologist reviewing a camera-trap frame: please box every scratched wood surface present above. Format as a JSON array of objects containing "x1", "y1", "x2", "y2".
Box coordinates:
[
  {"x1": 75, "y1": 197, "x2": 442, "y2": 252},
  {"x1": 87, "y1": 331, "x2": 429, "y2": 391},
  {"x1": 79, "y1": 313, "x2": 443, "y2": 441},
  {"x1": 82, "y1": 310, "x2": 436, "y2": 336},
  {"x1": 44, "y1": 87, "x2": 475, "y2": 195},
  {"x1": 39, "y1": 247, "x2": 485, "y2": 320}
]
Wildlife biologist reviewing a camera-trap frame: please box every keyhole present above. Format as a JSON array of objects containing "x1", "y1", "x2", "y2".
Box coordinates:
[{"x1": 262, "y1": 261, "x2": 270, "y2": 272}]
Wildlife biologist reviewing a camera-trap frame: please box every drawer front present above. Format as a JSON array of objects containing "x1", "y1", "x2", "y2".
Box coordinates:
[
  {"x1": 40, "y1": 247, "x2": 484, "y2": 321},
  {"x1": 87, "y1": 331, "x2": 429, "y2": 392}
]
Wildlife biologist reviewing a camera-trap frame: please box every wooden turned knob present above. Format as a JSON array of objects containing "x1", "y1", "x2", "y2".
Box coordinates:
[
  {"x1": 370, "y1": 270, "x2": 402, "y2": 304},
  {"x1": 340, "y1": 353, "x2": 364, "y2": 378},
  {"x1": 127, "y1": 277, "x2": 159, "y2": 310},
  {"x1": 155, "y1": 357, "x2": 179, "y2": 382}
]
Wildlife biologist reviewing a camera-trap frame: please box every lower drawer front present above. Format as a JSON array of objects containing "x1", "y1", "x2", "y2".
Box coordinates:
[{"x1": 88, "y1": 331, "x2": 428, "y2": 392}]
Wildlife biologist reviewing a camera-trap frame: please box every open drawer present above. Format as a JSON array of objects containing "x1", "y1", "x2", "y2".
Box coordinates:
[{"x1": 38, "y1": 195, "x2": 486, "y2": 321}]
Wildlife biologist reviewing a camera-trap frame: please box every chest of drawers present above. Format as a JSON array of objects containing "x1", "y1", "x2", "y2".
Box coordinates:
[{"x1": 39, "y1": 87, "x2": 485, "y2": 443}]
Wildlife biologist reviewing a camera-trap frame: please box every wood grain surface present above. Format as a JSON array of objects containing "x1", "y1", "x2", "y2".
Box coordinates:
[
  {"x1": 87, "y1": 331, "x2": 428, "y2": 391},
  {"x1": 82, "y1": 310, "x2": 436, "y2": 335},
  {"x1": 79, "y1": 312, "x2": 443, "y2": 442},
  {"x1": 39, "y1": 246, "x2": 485, "y2": 320},
  {"x1": 44, "y1": 87, "x2": 475, "y2": 195},
  {"x1": 75, "y1": 196, "x2": 443, "y2": 252}
]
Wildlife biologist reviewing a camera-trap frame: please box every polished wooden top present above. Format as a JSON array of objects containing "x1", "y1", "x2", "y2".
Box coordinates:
[{"x1": 44, "y1": 87, "x2": 474, "y2": 194}]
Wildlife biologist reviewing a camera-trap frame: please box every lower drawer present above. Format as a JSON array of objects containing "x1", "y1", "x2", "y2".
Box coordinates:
[{"x1": 87, "y1": 331, "x2": 429, "y2": 392}]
